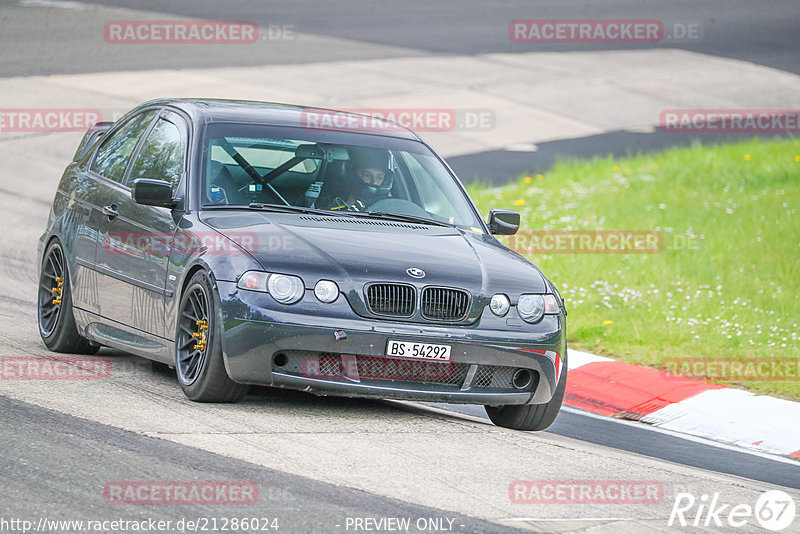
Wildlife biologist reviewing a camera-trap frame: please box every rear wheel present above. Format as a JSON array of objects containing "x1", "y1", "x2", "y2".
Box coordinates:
[
  {"x1": 485, "y1": 350, "x2": 567, "y2": 431},
  {"x1": 175, "y1": 270, "x2": 249, "y2": 402},
  {"x1": 37, "y1": 240, "x2": 98, "y2": 354}
]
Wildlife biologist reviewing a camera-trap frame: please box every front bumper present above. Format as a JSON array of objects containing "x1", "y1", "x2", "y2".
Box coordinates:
[{"x1": 217, "y1": 281, "x2": 566, "y2": 405}]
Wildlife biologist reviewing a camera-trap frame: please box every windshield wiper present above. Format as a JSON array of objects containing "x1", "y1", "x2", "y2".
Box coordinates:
[
  {"x1": 247, "y1": 203, "x2": 352, "y2": 217},
  {"x1": 245, "y1": 204, "x2": 451, "y2": 227},
  {"x1": 349, "y1": 210, "x2": 451, "y2": 227}
]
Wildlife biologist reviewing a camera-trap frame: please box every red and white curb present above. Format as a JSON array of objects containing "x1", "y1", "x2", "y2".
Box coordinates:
[{"x1": 565, "y1": 350, "x2": 800, "y2": 459}]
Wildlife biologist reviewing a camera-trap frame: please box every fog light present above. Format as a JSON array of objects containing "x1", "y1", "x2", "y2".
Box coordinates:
[
  {"x1": 314, "y1": 280, "x2": 339, "y2": 303},
  {"x1": 490, "y1": 294, "x2": 510, "y2": 317}
]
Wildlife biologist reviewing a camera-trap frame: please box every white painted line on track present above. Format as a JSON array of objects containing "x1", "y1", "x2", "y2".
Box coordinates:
[
  {"x1": 642, "y1": 389, "x2": 800, "y2": 456},
  {"x1": 502, "y1": 517, "x2": 635, "y2": 522},
  {"x1": 18, "y1": 0, "x2": 91, "y2": 9},
  {"x1": 385, "y1": 400, "x2": 492, "y2": 426},
  {"x1": 390, "y1": 399, "x2": 800, "y2": 467},
  {"x1": 561, "y1": 406, "x2": 800, "y2": 467},
  {"x1": 567, "y1": 349, "x2": 614, "y2": 369}
]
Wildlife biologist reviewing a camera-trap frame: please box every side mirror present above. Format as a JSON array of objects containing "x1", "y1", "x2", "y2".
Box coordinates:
[
  {"x1": 131, "y1": 178, "x2": 174, "y2": 208},
  {"x1": 488, "y1": 209, "x2": 520, "y2": 235}
]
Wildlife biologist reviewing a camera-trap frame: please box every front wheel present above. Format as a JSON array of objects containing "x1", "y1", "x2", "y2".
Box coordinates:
[
  {"x1": 485, "y1": 351, "x2": 567, "y2": 431},
  {"x1": 175, "y1": 270, "x2": 249, "y2": 402}
]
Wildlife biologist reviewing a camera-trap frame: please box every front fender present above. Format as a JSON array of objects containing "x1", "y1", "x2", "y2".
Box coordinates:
[{"x1": 164, "y1": 214, "x2": 264, "y2": 346}]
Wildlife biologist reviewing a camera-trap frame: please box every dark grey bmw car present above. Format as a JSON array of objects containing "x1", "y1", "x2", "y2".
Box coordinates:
[{"x1": 38, "y1": 98, "x2": 567, "y2": 431}]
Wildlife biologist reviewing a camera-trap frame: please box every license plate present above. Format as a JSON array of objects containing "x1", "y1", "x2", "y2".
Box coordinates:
[{"x1": 386, "y1": 340, "x2": 451, "y2": 361}]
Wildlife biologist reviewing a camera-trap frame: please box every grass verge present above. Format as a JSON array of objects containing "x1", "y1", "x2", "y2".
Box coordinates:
[{"x1": 467, "y1": 138, "x2": 800, "y2": 399}]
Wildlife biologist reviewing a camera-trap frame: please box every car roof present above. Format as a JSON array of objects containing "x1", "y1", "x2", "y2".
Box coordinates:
[{"x1": 138, "y1": 98, "x2": 423, "y2": 141}]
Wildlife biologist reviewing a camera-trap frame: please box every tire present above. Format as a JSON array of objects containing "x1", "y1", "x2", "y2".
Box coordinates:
[
  {"x1": 485, "y1": 349, "x2": 567, "y2": 431},
  {"x1": 175, "y1": 270, "x2": 249, "y2": 402},
  {"x1": 37, "y1": 240, "x2": 99, "y2": 354}
]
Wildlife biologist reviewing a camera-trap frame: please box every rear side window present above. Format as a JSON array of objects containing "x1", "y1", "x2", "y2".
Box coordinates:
[
  {"x1": 91, "y1": 110, "x2": 158, "y2": 183},
  {"x1": 129, "y1": 118, "x2": 184, "y2": 191}
]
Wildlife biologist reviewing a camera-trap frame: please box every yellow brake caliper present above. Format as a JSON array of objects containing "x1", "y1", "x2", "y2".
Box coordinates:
[
  {"x1": 52, "y1": 276, "x2": 64, "y2": 306},
  {"x1": 192, "y1": 319, "x2": 208, "y2": 351}
]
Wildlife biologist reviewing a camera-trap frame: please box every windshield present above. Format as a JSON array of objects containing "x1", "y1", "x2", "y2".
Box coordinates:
[{"x1": 200, "y1": 123, "x2": 484, "y2": 229}]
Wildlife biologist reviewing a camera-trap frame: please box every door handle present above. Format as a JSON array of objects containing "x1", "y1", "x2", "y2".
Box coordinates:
[{"x1": 102, "y1": 204, "x2": 119, "y2": 219}]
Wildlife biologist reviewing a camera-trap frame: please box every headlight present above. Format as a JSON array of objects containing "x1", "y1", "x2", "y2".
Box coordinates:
[
  {"x1": 314, "y1": 280, "x2": 339, "y2": 303},
  {"x1": 267, "y1": 273, "x2": 305, "y2": 304},
  {"x1": 543, "y1": 294, "x2": 560, "y2": 314},
  {"x1": 237, "y1": 271, "x2": 268, "y2": 291},
  {"x1": 489, "y1": 293, "x2": 510, "y2": 316},
  {"x1": 517, "y1": 294, "x2": 561, "y2": 323},
  {"x1": 517, "y1": 294, "x2": 545, "y2": 322}
]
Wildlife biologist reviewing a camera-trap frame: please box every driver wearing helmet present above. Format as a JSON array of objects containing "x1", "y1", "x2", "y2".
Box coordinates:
[{"x1": 321, "y1": 147, "x2": 394, "y2": 211}]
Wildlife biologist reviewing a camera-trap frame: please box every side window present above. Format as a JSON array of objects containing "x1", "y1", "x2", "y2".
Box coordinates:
[
  {"x1": 91, "y1": 110, "x2": 158, "y2": 183},
  {"x1": 129, "y1": 119, "x2": 184, "y2": 191}
]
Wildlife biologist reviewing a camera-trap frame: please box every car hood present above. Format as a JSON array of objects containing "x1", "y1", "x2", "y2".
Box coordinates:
[{"x1": 200, "y1": 211, "x2": 547, "y2": 295}]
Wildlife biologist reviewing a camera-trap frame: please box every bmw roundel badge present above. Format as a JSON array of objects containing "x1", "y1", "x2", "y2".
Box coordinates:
[{"x1": 406, "y1": 267, "x2": 426, "y2": 278}]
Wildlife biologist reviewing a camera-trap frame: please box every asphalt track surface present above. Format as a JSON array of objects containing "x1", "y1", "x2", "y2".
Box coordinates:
[
  {"x1": 1, "y1": 2, "x2": 800, "y2": 533},
  {"x1": 447, "y1": 130, "x2": 796, "y2": 185},
  {"x1": 1, "y1": 395, "x2": 522, "y2": 533},
  {"x1": 3, "y1": 0, "x2": 799, "y2": 184},
  {"x1": 4, "y1": 0, "x2": 800, "y2": 76}
]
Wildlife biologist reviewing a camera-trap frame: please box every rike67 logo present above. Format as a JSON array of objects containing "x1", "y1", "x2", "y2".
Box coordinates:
[{"x1": 669, "y1": 490, "x2": 796, "y2": 531}]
